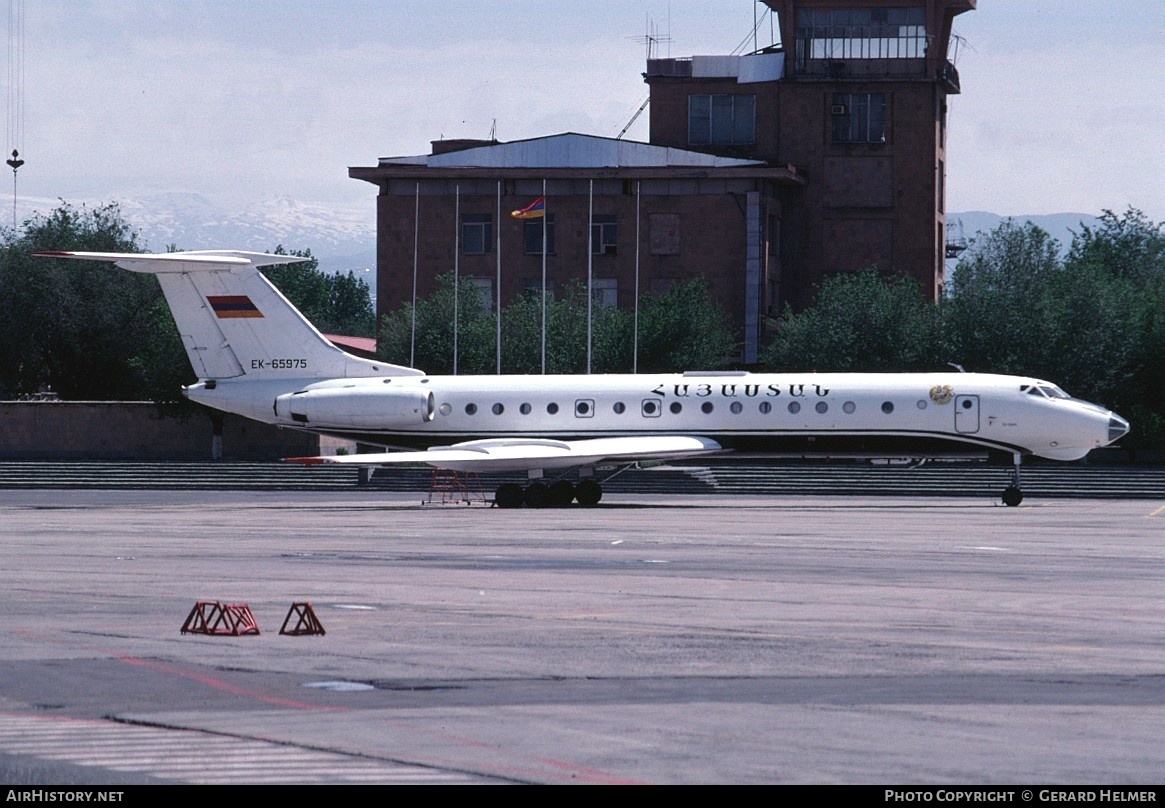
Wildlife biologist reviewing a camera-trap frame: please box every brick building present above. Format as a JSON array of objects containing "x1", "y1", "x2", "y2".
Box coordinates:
[{"x1": 351, "y1": 0, "x2": 975, "y2": 364}]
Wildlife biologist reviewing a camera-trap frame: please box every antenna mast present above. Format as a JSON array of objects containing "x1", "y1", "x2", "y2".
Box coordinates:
[{"x1": 6, "y1": 0, "x2": 26, "y2": 230}]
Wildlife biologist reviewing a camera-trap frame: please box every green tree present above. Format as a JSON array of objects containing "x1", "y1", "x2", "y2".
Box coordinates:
[
  {"x1": 1067, "y1": 208, "x2": 1165, "y2": 286},
  {"x1": 634, "y1": 278, "x2": 735, "y2": 372},
  {"x1": 379, "y1": 273, "x2": 495, "y2": 374},
  {"x1": 944, "y1": 220, "x2": 1062, "y2": 376},
  {"x1": 760, "y1": 269, "x2": 940, "y2": 371},
  {"x1": 500, "y1": 282, "x2": 633, "y2": 374},
  {"x1": 943, "y1": 213, "x2": 1165, "y2": 451},
  {"x1": 263, "y1": 246, "x2": 375, "y2": 338},
  {"x1": 0, "y1": 202, "x2": 185, "y2": 400},
  {"x1": 1063, "y1": 209, "x2": 1165, "y2": 450},
  {"x1": 378, "y1": 276, "x2": 733, "y2": 375}
]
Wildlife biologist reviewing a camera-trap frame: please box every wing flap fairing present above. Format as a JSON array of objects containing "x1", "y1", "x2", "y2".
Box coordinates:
[{"x1": 287, "y1": 435, "x2": 724, "y2": 472}]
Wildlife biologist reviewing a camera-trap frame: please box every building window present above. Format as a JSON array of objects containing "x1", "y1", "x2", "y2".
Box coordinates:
[
  {"x1": 522, "y1": 277, "x2": 556, "y2": 296},
  {"x1": 689, "y1": 94, "x2": 755, "y2": 146},
  {"x1": 591, "y1": 214, "x2": 617, "y2": 255},
  {"x1": 468, "y1": 276, "x2": 493, "y2": 310},
  {"x1": 937, "y1": 159, "x2": 945, "y2": 213},
  {"x1": 461, "y1": 213, "x2": 492, "y2": 255},
  {"x1": 832, "y1": 93, "x2": 886, "y2": 143},
  {"x1": 796, "y1": 7, "x2": 927, "y2": 62},
  {"x1": 591, "y1": 278, "x2": 617, "y2": 308},
  {"x1": 523, "y1": 214, "x2": 555, "y2": 255},
  {"x1": 649, "y1": 213, "x2": 680, "y2": 256}
]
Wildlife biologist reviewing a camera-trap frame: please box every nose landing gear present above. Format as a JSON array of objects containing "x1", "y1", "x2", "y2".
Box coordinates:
[{"x1": 1002, "y1": 454, "x2": 1024, "y2": 507}]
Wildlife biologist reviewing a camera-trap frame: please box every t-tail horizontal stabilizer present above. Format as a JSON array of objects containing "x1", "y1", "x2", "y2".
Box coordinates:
[{"x1": 33, "y1": 250, "x2": 423, "y2": 382}]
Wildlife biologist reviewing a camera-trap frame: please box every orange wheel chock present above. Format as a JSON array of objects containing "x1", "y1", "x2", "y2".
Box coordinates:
[
  {"x1": 180, "y1": 600, "x2": 260, "y2": 636},
  {"x1": 280, "y1": 602, "x2": 326, "y2": 636}
]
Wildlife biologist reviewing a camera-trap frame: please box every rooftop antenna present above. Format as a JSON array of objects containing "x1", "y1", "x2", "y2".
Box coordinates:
[
  {"x1": 488, "y1": 118, "x2": 497, "y2": 142},
  {"x1": 6, "y1": 0, "x2": 25, "y2": 230},
  {"x1": 633, "y1": 15, "x2": 672, "y2": 61}
]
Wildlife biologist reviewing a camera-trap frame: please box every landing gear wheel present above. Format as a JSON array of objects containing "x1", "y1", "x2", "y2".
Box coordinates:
[
  {"x1": 1003, "y1": 453, "x2": 1024, "y2": 507},
  {"x1": 548, "y1": 480, "x2": 576, "y2": 507},
  {"x1": 575, "y1": 479, "x2": 602, "y2": 506},
  {"x1": 524, "y1": 482, "x2": 550, "y2": 508},
  {"x1": 495, "y1": 483, "x2": 524, "y2": 509}
]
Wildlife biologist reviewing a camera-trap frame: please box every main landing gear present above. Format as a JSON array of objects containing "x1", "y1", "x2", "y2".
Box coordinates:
[
  {"x1": 1002, "y1": 453, "x2": 1024, "y2": 507},
  {"x1": 494, "y1": 478, "x2": 603, "y2": 509}
]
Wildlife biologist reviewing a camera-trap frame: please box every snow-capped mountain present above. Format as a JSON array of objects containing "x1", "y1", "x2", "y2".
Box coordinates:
[{"x1": 11, "y1": 192, "x2": 377, "y2": 280}]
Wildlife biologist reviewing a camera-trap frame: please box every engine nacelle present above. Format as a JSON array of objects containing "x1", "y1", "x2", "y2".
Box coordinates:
[{"x1": 274, "y1": 386, "x2": 435, "y2": 429}]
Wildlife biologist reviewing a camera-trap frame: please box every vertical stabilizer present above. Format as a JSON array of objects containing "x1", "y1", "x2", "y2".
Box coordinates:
[{"x1": 34, "y1": 250, "x2": 423, "y2": 380}]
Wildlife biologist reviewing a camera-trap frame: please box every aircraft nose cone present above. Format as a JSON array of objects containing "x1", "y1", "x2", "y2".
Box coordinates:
[{"x1": 1107, "y1": 414, "x2": 1131, "y2": 444}]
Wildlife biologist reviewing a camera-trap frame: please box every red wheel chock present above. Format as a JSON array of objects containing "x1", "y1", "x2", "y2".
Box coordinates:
[
  {"x1": 180, "y1": 600, "x2": 260, "y2": 636},
  {"x1": 280, "y1": 602, "x2": 326, "y2": 636}
]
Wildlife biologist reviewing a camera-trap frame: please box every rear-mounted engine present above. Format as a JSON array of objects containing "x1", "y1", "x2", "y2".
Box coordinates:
[{"x1": 274, "y1": 387, "x2": 435, "y2": 428}]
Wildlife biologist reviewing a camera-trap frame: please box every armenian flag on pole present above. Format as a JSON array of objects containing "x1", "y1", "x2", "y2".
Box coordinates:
[{"x1": 510, "y1": 196, "x2": 546, "y2": 219}]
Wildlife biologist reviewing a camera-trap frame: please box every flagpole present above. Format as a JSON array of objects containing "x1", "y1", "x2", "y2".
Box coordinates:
[
  {"x1": 634, "y1": 179, "x2": 641, "y2": 374},
  {"x1": 495, "y1": 179, "x2": 502, "y2": 374},
  {"x1": 541, "y1": 178, "x2": 547, "y2": 375},
  {"x1": 587, "y1": 178, "x2": 593, "y2": 375},
  {"x1": 411, "y1": 181, "x2": 419, "y2": 368},
  {"x1": 453, "y1": 183, "x2": 460, "y2": 375}
]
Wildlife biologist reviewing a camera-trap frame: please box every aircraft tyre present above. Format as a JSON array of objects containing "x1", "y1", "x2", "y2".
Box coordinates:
[
  {"x1": 495, "y1": 483, "x2": 524, "y2": 509},
  {"x1": 1002, "y1": 485, "x2": 1023, "y2": 507},
  {"x1": 548, "y1": 480, "x2": 576, "y2": 507},
  {"x1": 524, "y1": 482, "x2": 550, "y2": 508},
  {"x1": 575, "y1": 479, "x2": 602, "y2": 506}
]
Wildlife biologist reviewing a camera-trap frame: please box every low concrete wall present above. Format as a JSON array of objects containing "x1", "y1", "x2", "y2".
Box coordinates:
[{"x1": 0, "y1": 402, "x2": 318, "y2": 461}]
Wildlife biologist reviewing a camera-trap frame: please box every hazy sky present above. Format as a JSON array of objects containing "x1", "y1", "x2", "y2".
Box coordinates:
[{"x1": 8, "y1": 1, "x2": 1164, "y2": 219}]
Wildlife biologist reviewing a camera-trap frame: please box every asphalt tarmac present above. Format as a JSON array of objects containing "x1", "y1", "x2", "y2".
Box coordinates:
[{"x1": 1, "y1": 490, "x2": 1163, "y2": 784}]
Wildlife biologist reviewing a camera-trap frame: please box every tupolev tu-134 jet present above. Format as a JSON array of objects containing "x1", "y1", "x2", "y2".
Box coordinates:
[{"x1": 36, "y1": 249, "x2": 1130, "y2": 507}]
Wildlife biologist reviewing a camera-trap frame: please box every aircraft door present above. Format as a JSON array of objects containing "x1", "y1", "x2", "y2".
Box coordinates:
[{"x1": 954, "y1": 394, "x2": 980, "y2": 434}]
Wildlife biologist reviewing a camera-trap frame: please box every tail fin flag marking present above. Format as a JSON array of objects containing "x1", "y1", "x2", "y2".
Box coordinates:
[
  {"x1": 207, "y1": 295, "x2": 264, "y2": 319},
  {"x1": 32, "y1": 250, "x2": 424, "y2": 381}
]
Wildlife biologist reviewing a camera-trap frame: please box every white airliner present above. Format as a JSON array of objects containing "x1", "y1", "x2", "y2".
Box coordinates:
[{"x1": 37, "y1": 249, "x2": 1130, "y2": 507}]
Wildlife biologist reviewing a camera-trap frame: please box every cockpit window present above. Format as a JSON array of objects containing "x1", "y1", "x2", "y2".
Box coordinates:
[{"x1": 1024, "y1": 383, "x2": 1071, "y2": 399}]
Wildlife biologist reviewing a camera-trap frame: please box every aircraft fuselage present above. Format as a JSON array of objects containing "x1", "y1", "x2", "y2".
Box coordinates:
[{"x1": 185, "y1": 370, "x2": 1125, "y2": 463}]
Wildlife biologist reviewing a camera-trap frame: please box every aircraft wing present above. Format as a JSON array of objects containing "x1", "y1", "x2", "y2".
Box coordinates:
[{"x1": 287, "y1": 435, "x2": 724, "y2": 473}]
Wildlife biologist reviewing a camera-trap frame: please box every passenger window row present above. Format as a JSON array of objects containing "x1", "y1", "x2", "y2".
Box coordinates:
[{"x1": 442, "y1": 399, "x2": 903, "y2": 417}]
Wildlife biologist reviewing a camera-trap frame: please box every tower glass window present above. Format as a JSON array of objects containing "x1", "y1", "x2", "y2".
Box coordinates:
[
  {"x1": 689, "y1": 94, "x2": 755, "y2": 146},
  {"x1": 832, "y1": 93, "x2": 886, "y2": 143},
  {"x1": 796, "y1": 7, "x2": 927, "y2": 63}
]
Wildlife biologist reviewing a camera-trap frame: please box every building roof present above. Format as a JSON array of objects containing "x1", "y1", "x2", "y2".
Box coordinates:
[
  {"x1": 353, "y1": 132, "x2": 803, "y2": 186},
  {"x1": 378, "y1": 132, "x2": 766, "y2": 170}
]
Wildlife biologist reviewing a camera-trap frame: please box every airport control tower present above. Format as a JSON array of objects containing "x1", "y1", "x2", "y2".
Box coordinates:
[{"x1": 645, "y1": 0, "x2": 976, "y2": 311}]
